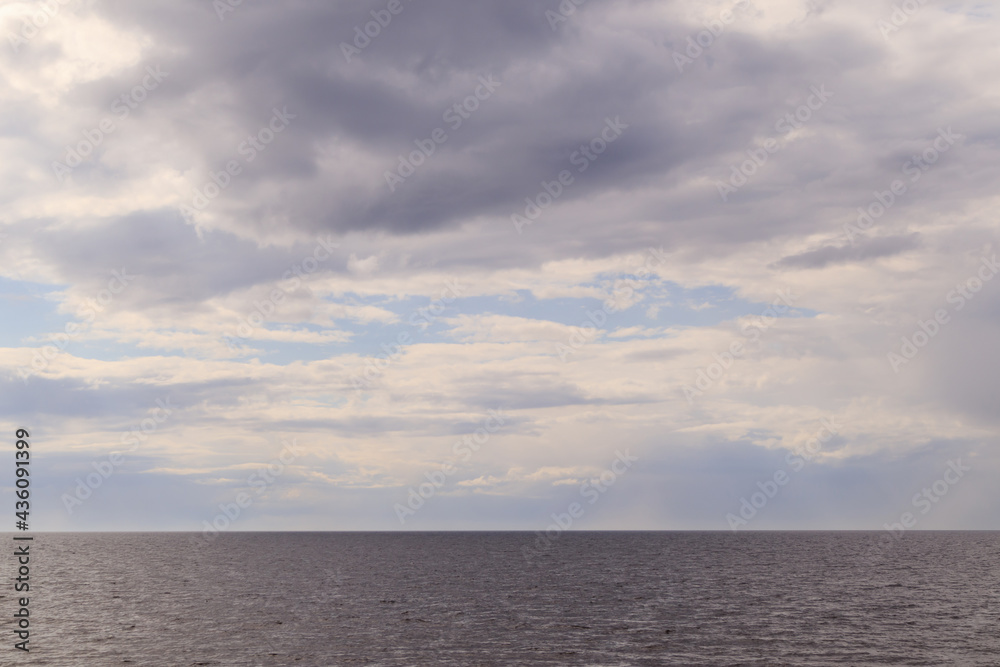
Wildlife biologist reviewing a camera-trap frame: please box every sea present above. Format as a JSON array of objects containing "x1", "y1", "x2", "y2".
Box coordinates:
[{"x1": 2, "y1": 531, "x2": 998, "y2": 666}]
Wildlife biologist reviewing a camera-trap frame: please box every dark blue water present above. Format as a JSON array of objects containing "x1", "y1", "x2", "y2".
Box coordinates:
[{"x1": 2, "y1": 532, "x2": 997, "y2": 665}]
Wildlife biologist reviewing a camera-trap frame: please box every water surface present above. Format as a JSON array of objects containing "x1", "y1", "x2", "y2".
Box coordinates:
[{"x1": 3, "y1": 531, "x2": 997, "y2": 665}]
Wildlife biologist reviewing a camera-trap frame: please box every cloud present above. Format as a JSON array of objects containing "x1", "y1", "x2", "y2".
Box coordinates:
[
  {"x1": 0, "y1": 0, "x2": 998, "y2": 530},
  {"x1": 773, "y1": 233, "x2": 922, "y2": 269}
]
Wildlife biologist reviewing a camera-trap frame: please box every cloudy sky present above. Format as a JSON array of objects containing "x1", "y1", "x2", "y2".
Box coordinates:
[{"x1": 1, "y1": 0, "x2": 997, "y2": 532}]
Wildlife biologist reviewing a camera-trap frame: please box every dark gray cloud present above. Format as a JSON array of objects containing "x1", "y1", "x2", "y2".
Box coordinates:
[
  {"x1": 773, "y1": 233, "x2": 921, "y2": 269},
  {"x1": 14, "y1": 212, "x2": 346, "y2": 306},
  {"x1": 55, "y1": 0, "x2": 978, "y2": 251},
  {"x1": 2, "y1": 0, "x2": 982, "y2": 285}
]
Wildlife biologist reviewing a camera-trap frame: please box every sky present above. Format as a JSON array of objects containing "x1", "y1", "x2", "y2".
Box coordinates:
[{"x1": 1, "y1": 0, "x2": 998, "y2": 532}]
